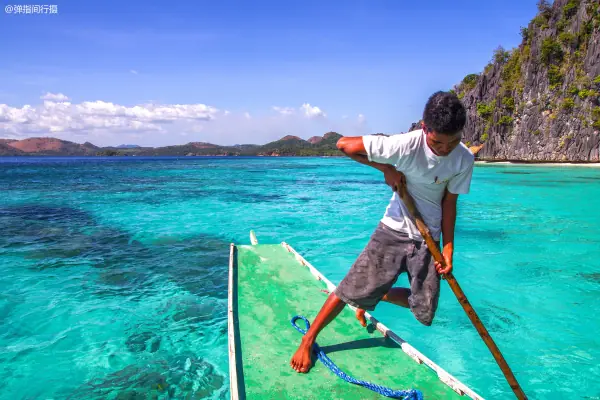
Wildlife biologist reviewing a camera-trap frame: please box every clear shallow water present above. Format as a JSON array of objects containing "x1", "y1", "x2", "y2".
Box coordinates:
[{"x1": 1, "y1": 156, "x2": 599, "y2": 399}]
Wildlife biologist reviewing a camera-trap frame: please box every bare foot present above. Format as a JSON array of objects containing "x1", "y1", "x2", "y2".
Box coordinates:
[
  {"x1": 290, "y1": 339, "x2": 314, "y2": 373},
  {"x1": 355, "y1": 308, "x2": 367, "y2": 327}
]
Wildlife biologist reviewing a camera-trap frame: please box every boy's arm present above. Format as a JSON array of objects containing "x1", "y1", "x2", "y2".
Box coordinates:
[
  {"x1": 337, "y1": 135, "x2": 409, "y2": 190},
  {"x1": 437, "y1": 157, "x2": 474, "y2": 274},
  {"x1": 336, "y1": 136, "x2": 392, "y2": 173},
  {"x1": 436, "y1": 190, "x2": 458, "y2": 274}
]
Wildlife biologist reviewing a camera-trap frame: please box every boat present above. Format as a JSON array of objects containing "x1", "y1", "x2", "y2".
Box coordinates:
[{"x1": 228, "y1": 230, "x2": 485, "y2": 399}]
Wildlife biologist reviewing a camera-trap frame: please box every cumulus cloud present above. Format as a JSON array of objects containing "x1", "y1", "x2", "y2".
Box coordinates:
[
  {"x1": 41, "y1": 92, "x2": 69, "y2": 102},
  {"x1": 0, "y1": 93, "x2": 368, "y2": 146},
  {"x1": 272, "y1": 104, "x2": 330, "y2": 119},
  {"x1": 300, "y1": 103, "x2": 326, "y2": 118},
  {"x1": 1, "y1": 93, "x2": 218, "y2": 136},
  {"x1": 272, "y1": 106, "x2": 295, "y2": 116}
]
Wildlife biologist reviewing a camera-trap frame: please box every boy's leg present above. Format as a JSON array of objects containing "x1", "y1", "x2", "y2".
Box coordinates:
[
  {"x1": 290, "y1": 222, "x2": 411, "y2": 373},
  {"x1": 290, "y1": 292, "x2": 346, "y2": 373},
  {"x1": 355, "y1": 287, "x2": 411, "y2": 327},
  {"x1": 381, "y1": 287, "x2": 411, "y2": 307}
]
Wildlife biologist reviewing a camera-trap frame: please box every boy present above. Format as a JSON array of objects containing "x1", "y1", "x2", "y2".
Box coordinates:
[{"x1": 291, "y1": 91, "x2": 474, "y2": 373}]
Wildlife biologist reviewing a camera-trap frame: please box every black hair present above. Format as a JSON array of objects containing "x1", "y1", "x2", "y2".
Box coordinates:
[{"x1": 422, "y1": 91, "x2": 466, "y2": 135}]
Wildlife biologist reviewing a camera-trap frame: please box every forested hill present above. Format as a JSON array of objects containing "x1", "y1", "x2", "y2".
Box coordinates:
[{"x1": 0, "y1": 132, "x2": 344, "y2": 157}]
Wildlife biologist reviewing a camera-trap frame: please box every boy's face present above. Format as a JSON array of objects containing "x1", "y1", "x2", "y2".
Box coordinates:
[{"x1": 423, "y1": 124, "x2": 462, "y2": 157}]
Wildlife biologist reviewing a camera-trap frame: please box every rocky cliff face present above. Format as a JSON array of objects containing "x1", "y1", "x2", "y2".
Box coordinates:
[{"x1": 452, "y1": 0, "x2": 600, "y2": 162}]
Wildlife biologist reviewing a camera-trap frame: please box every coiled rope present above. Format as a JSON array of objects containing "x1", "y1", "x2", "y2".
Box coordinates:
[{"x1": 290, "y1": 315, "x2": 424, "y2": 400}]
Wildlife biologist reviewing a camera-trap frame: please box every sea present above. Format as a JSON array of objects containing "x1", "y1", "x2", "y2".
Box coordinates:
[{"x1": 1, "y1": 156, "x2": 599, "y2": 400}]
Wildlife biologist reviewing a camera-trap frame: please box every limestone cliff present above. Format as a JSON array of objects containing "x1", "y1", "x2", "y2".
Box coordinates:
[{"x1": 453, "y1": 0, "x2": 600, "y2": 162}]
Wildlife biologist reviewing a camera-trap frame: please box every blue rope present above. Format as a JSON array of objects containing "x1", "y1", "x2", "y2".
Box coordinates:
[{"x1": 291, "y1": 315, "x2": 424, "y2": 400}]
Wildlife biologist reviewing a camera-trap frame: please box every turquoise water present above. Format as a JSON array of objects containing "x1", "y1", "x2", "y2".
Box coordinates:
[{"x1": 1, "y1": 156, "x2": 599, "y2": 399}]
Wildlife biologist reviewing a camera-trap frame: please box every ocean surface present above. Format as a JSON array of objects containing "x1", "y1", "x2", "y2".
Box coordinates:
[{"x1": 1, "y1": 156, "x2": 599, "y2": 400}]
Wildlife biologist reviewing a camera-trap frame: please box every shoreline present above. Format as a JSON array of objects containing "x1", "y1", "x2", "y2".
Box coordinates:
[
  {"x1": 475, "y1": 160, "x2": 600, "y2": 167},
  {"x1": 1, "y1": 154, "x2": 600, "y2": 166}
]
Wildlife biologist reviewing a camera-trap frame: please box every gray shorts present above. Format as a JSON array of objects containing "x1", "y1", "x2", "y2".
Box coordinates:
[{"x1": 334, "y1": 222, "x2": 441, "y2": 326}]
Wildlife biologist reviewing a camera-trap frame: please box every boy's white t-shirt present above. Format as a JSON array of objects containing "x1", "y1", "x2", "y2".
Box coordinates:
[{"x1": 362, "y1": 129, "x2": 474, "y2": 241}]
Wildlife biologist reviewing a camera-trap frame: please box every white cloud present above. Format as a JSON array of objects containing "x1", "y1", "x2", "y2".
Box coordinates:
[
  {"x1": 272, "y1": 104, "x2": 329, "y2": 119},
  {"x1": 0, "y1": 94, "x2": 368, "y2": 146},
  {"x1": 41, "y1": 92, "x2": 69, "y2": 102},
  {"x1": 0, "y1": 97, "x2": 217, "y2": 137},
  {"x1": 272, "y1": 106, "x2": 295, "y2": 116},
  {"x1": 74, "y1": 101, "x2": 218, "y2": 122},
  {"x1": 300, "y1": 103, "x2": 326, "y2": 118},
  {"x1": 130, "y1": 69, "x2": 138, "y2": 75},
  {"x1": 358, "y1": 114, "x2": 366, "y2": 123}
]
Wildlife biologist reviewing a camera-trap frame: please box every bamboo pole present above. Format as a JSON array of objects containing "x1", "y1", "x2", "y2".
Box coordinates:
[{"x1": 396, "y1": 185, "x2": 528, "y2": 400}]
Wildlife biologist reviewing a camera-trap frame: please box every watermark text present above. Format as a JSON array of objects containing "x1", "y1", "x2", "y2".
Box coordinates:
[{"x1": 5, "y1": 5, "x2": 58, "y2": 14}]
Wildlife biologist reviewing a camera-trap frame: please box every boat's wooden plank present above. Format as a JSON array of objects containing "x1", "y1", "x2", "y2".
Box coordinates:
[{"x1": 233, "y1": 243, "x2": 473, "y2": 400}]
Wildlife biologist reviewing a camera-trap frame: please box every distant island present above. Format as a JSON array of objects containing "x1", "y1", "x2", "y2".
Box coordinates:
[
  {"x1": 0, "y1": 132, "x2": 490, "y2": 158},
  {"x1": 0, "y1": 132, "x2": 346, "y2": 157}
]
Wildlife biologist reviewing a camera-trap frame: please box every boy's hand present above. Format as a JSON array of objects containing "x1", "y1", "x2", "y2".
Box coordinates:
[{"x1": 435, "y1": 244, "x2": 453, "y2": 275}]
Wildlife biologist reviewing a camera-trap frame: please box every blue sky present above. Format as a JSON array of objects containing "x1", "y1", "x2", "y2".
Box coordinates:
[{"x1": 0, "y1": 0, "x2": 540, "y2": 146}]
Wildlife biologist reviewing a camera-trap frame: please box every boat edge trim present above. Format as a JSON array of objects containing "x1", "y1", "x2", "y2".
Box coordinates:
[{"x1": 228, "y1": 243, "x2": 240, "y2": 400}]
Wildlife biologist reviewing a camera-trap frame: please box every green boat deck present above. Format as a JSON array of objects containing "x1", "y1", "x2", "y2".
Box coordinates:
[{"x1": 228, "y1": 234, "x2": 483, "y2": 399}]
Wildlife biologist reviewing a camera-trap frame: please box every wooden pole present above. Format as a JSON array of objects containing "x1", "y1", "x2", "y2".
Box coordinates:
[{"x1": 396, "y1": 185, "x2": 528, "y2": 400}]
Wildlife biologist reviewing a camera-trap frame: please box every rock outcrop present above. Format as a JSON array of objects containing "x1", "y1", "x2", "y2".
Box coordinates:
[{"x1": 453, "y1": 0, "x2": 600, "y2": 162}]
